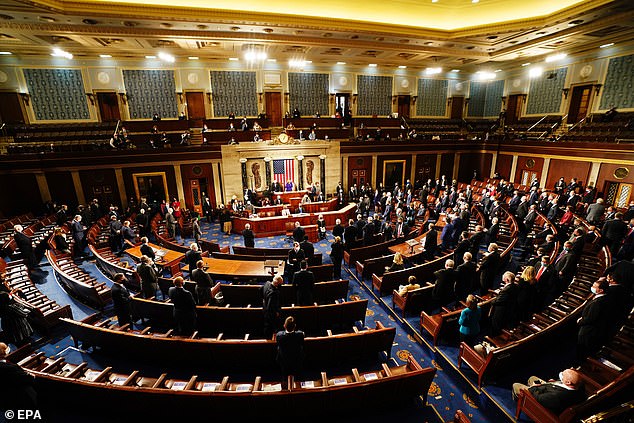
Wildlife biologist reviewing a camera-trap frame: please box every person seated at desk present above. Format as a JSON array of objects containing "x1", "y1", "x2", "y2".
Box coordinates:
[
  {"x1": 308, "y1": 129, "x2": 317, "y2": 140},
  {"x1": 301, "y1": 193, "x2": 311, "y2": 205},
  {"x1": 281, "y1": 205, "x2": 291, "y2": 217},
  {"x1": 385, "y1": 252, "x2": 404, "y2": 273},
  {"x1": 273, "y1": 194, "x2": 283, "y2": 205},
  {"x1": 228, "y1": 122, "x2": 236, "y2": 131},
  {"x1": 398, "y1": 275, "x2": 421, "y2": 296},
  {"x1": 512, "y1": 369, "x2": 585, "y2": 415},
  {"x1": 253, "y1": 133, "x2": 261, "y2": 142},
  {"x1": 253, "y1": 121, "x2": 262, "y2": 131}
]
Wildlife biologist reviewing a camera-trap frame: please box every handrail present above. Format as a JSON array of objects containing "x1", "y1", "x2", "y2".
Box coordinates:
[
  {"x1": 538, "y1": 117, "x2": 565, "y2": 140},
  {"x1": 526, "y1": 115, "x2": 547, "y2": 133},
  {"x1": 568, "y1": 116, "x2": 586, "y2": 132},
  {"x1": 400, "y1": 115, "x2": 410, "y2": 130}
]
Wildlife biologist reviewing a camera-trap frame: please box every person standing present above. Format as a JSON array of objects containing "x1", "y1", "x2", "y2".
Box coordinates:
[
  {"x1": 490, "y1": 271, "x2": 519, "y2": 335},
  {"x1": 242, "y1": 223, "x2": 255, "y2": 248},
  {"x1": 191, "y1": 260, "x2": 214, "y2": 306},
  {"x1": 287, "y1": 242, "x2": 305, "y2": 282},
  {"x1": 185, "y1": 243, "x2": 203, "y2": 272},
  {"x1": 276, "y1": 316, "x2": 305, "y2": 380},
  {"x1": 111, "y1": 273, "x2": 132, "y2": 326},
  {"x1": 118, "y1": 220, "x2": 136, "y2": 257},
  {"x1": 478, "y1": 243, "x2": 500, "y2": 294},
  {"x1": 168, "y1": 276, "x2": 197, "y2": 336},
  {"x1": 71, "y1": 215, "x2": 87, "y2": 258},
  {"x1": 577, "y1": 278, "x2": 611, "y2": 361},
  {"x1": 263, "y1": 275, "x2": 283, "y2": 338},
  {"x1": 330, "y1": 236, "x2": 344, "y2": 279},
  {"x1": 458, "y1": 295, "x2": 481, "y2": 346},
  {"x1": 165, "y1": 207, "x2": 177, "y2": 239},
  {"x1": 293, "y1": 260, "x2": 315, "y2": 306},
  {"x1": 192, "y1": 216, "x2": 202, "y2": 249},
  {"x1": 0, "y1": 290, "x2": 33, "y2": 347},
  {"x1": 13, "y1": 225, "x2": 35, "y2": 270},
  {"x1": 0, "y1": 342, "x2": 38, "y2": 410},
  {"x1": 108, "y1": 215, "x2": 123, "y2": 253},
  {"x1": 137, "y1": 255, "x2": 159, "y2": 299}
]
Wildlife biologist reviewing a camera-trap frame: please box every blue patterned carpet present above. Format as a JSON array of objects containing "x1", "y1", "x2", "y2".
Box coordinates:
[{"x1": 10, "y1": 221, "x2": 523, "y2": 422}]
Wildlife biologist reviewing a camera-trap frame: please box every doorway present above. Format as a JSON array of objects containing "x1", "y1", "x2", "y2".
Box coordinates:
[
  {"x1": 397, "y1": 95, "x2": 411, "y2": 118},
  {"x1": 506, "y1": 94, "x2": 523, "y2": 125},
  {"x1": 186, "y1": 92, "x2": 205, "y2": 121},
  {"x1": 96, "y1": 92, "x2": 121, "y2": 122},
  {"x1": 520, "y1": 170, "x2": 539, "y2": 186},
  {"x1": 336, "y1": 93, "x2": 350, "y2": 117},
  {"x1": 0, "y1": 92, "x2": 26, "y2": 124},
  {"x1": 133, "y1": 172, "x2": 168, "y2": 206},
  {"x1": 450, "y1": 97, "x2": 464, "y2": 119},
  {"x1": 604, "y1": 181, "x2": 632, "y2": 208},
  {"x1": 568, "y1": 84, "x2": 593, "y2": 124},
  {"x1": 265, "y1": 92, "x2": 282, "y2": 126}
]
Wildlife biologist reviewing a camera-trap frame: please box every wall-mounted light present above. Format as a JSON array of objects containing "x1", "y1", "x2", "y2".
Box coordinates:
[
  {"x1": 85, "y1": 93, "x2": 95, "y2": 105},
  {"x1": 176, "y1": 92, "x2": 183, "y2": 103},
  {"x1": 562, "y1": 88, "x2": 570, "y2": 99}
]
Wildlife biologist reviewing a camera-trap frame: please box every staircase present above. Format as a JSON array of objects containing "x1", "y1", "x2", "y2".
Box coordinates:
[{"x1": 189, "y1": 127, "x2": 203, "y2": 146}]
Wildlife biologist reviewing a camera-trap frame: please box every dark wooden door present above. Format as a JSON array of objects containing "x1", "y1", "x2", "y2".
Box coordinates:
[
  {"x1": 265, "y1": 92, "x2": 282, "y2": 126},
  {"x1": 186, "y1": 92, "x2": 205, "y2": 119},
  {"x1": 450, "y1": 97, "x2": 464, "y2": 119},
  {"x1": 397, "y1": 95, "x2": 410, "y2": 118},
  {"x1": 0, "y1": 92, "x2": 26, "y2": 124},
  {"x1": 506, "y1": 94, "x2": 522, "y2": 125},
  {"x1": 568, "y1": 85, "x2": 593, "y2": 124},
  {"x1": 97, "y1": 92, "x2": 121, "y2": 122},
  {"x1": 335, "y1": 93, "x2": 350, "y2": 115}
]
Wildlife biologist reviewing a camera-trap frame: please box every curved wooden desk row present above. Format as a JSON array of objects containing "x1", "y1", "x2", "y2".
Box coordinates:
[
  {"x1": 16, "y1": 352, "x2": 435, "y2": 418},
  {"x1": 2, "y1": 214, "x2": 55, "y2": 257},
  {"x1": 90, "y1": 245, "x2": 141, "y2": 291},
  {"x1": 131, "y1": 296, "x2": 368, "y2": 338},
  {"x1": 0, "y1": 258, "x2": 72, "y2": 331},
  {"x1": 46, "y1": 250, "x2": 112, "y2": 310},
  {"x1": 231, "y1": 203, "x2": 357, "y2": 238},
  {"x1": 210, "y1": 251, "x2": 322, "y2": 266},
  {"x1": 254, "y1": 198, "x2": 339, "y2": 216},
  {"x1": 62, "y1": 317, "x2": 395, "y2": 369},
  {"x1": 0, "y1": 212, "x2": 37, "y2": 248},
  {"x1": 457, "y1": 246, "x2": 610, "y2": 388}
]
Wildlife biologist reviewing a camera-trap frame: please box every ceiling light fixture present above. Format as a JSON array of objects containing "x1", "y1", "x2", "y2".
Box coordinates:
[
  {"x1": 51, "y1": 47, "x2": 73, "y2": 59},
  {"x1": 145, "y1": 55, "x2": 157, "y2": 59},
  {"x1": 99, "y1": 54, "x2": 112, "y2": 58},
  {"x1": 245, "y1": 51, "x2": 267, "y2": 61},
  {"x1": 336, "y1": 61, "x2": 346, "y2": 65},
  {"x1": 266, "y1": 58, "x2": 276, "y2": 62},
  {"x1": 529, "y1": 67, "x2": 543, "y2": 78},
  {"x1": 432, "y1": 0, "x2": 438, "y2": 3},
  {"x1": 475, "y1": 71, "x2": 495, "y2": 80},
  {"x1": 599, "y1": 43, "x2": 614, "y2": 48},
  {"x1": 521, "y1": 62, "x2": 531, "y2": 67},
  {"x1": 545, "y1": 53, "x2": 566, "y2": 63},
  {"x1": 369, "y1": 63, "x2": 377, "y2": 67},
  {"x1": 229, "y1": 57, "x2": 239, "y2": 61},
  {"x1": 188, "y1": 56, "x2": 199, "y2": 60},
  {"x1": 425, "y1": 67, "x2": 442, "y2": 75},
  {"x1": 158, "y1": 52, "x2": 175, "y2": 63},
  {"x1": 450, "y1": 69, "x2": 460, "y2": 73},
  {"x1": 398, "y1": 65, "x2": 407, "y2": 69},
  {"x1": 494, "y1": 69, "x2": 502, "y2": 72},
  {"x1": 0, "y1": 51, "x2": 13, "y2": 55},
  {"x1": 472, "y1": 0, "x2": 479, "y2": 3}
]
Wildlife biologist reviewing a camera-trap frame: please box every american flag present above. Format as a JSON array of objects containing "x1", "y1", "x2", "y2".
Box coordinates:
[{"x1": 273, "y1": 159, "x2": 295, "y2": 184}]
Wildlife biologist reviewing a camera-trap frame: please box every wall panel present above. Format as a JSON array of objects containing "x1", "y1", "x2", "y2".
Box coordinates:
[
  {"x1": 495, "y1": 154, "x2": 513, "y2": 180},
  {"x1": 289, "y1": 73, "x2": 329, "y2": 116},
  {"x1": 210, "y1": 71, "x2": 258, "y2": 117},
  {"x1": 525, "y1": 67, "x2": 567, "y2": 115},
  {"x1": 45, "y1": 171, "x2": 78, "y2": 208},
  {"x1": 458, "y1": 153, "x2": 493, "y2": 182},
  {"x1": 546, "y1": 159, "x2": 591, "y2": 190},
  {"x1": 357, "y1": 75, "x2": 392, "y2": 116},
  {"x1": 23, "y1": 68, "x2": 90, "y2": 121},
  {"x1": 123, "y1": 69, "x2": 178, "y2": 119}
]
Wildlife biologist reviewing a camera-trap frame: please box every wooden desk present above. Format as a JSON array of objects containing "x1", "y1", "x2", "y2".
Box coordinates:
[
  {"x1": 125, "y1": 243, "x2": 184, "y2": 277},
  {"x1": 389, "y1": 215, "x2": 446, "y2": 259},
  {"x1": 232, "y1": 203, "x2": 356, "y2": 238},
  {"x1": 195, "y1": 257, "x2": 285, "y2": 281}
]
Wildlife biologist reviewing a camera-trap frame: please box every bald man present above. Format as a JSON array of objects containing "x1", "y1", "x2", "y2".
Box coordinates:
[{"x1": 512, "y1": 368, "x2": 585, "y2": 415}]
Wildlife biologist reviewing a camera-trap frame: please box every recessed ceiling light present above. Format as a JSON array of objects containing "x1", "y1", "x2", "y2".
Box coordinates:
[
  {"x1": 472, "y1": 0, "x2": 479, "y2": 3},
  {"x1": 529, "y1": 67, "x2": 543, "y2": 78},
  {"x1": 266, "y1": 58, "x2": 276, "y2": 62},
  {"x1": 51, "y1": 48, "x2": 73, "y2": 59},
  {"x1": 229, "y1": 57, "x2": 239, "y2": 61},
  {"x1": 0, "y1": 51, "x2": 12, "y2": 55},
  {"x1": 521, "y1": 62, "x2": 531, "y2": 67},
  {"x1": 369, "y1": 63, "x2": 377, "y2": 67},
  {"x1": 600, "y1": 43, "x2": 614, "y2": 48},
  {"x1": 145, "y1": 55, "x2": 156, "y2": 59},
  {"x1": 188, "y1": 56, "x2": 199, "y2": 60},
  {"x1": 336, "y1": 61, "x2": 346, "y2": 65},
  {"x1": 432, "y1": 0, "x2": 438, "y2": 3},
  {"x1": 494, "y1": 69, "x2": 502, "y2": 72},
  {"x1": 158, "y1": 52, "x2": 175, "y2": 62},
  {"x1": 398, "y1": 65, "x2": 407, "y2": 69},
  {"x1": 99, "y1": 54, "x2": 111, "y2": 58},
  {"x1": 425, "y1": 67, "x2": 442, "y2": 75},
  {"x1": 305, "y1": 60, "x2": 312, "y2": 64},
  {"x1": 451, "y1": 69, "x2": 460, "y2": 73}
]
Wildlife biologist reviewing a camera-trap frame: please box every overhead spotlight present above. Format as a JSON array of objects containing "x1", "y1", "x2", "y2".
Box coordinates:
[
  {"x1": 494, "y1": 69, "x2": 502, "y2": 72},
  {"x1": 545, "y1": 53, "x2": 566, "y2": 63},
  {"x1": 450, "y1": 69, "x2": 460, "y2": 73},
  {"x1": 228, "y1": 57, "x2": 239, "y2": 61},
  {"x1": 51, "y1": 47, "x2": 73, "y2": 59},
  {"x1": 600, "y1": 43, "x2": 614, "y2": 48},
  {"x1": 244, "y1": 51, "x2": 256, "y2": 61},
  {"x1": 145, "y1": 55, "x2": 157, "y2": 59},
  {"x1": 398, "y1": 65, "x2": 407, "y2": 69},
  {"x1": 99, "y1": 54, "x2": 112, "y2": 58},
  {"x1": 336, "y1": 61, "x2": 346, "y2": 65},
  {"x1": 266, "y1": 58, "x2": 277, "y2": 62},
  {"x1": 158, "y1": 52, "x2": 175, "y2": 63},
  {"x1": 432, "y1": 0, "x2": 438, "y2": 3},
  {"x1": 0, "y1": 51, "x2": 12, "y2": 55},
  {"x1": 257, "y1": 52, "x2": 267, "y2": 60},
  {"x1": 289, "y1": 59, "x2": 308, "y2": 68},
  {"x1": 529, "y1": 67, "x2": 543, "y2": 78},
  {"x1": 368, "y1": 63, "x2": 377, "y2": 67},
  {"x1": 472, "y1": 0, "x2": 479, "y2": 3},
  {"x1": 425, "y1": 67, "x2": 442, "y2": 75}
]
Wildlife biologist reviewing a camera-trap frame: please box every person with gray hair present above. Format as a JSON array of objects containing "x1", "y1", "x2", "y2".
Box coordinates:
[
  {"x1": 432, "y1": 258, "x2": 457, "y2": 308},
  {"x1": 13, "y1": 224, "x2": 36, "y2": 270},
  {"x1": 165, "y1": 207, "x2": 177, "y2": 239},
  {"x1": 490, "y1": 271, "x2": 519, "y2": 335},
  {"x1": 262, "y1": 274, "x2": 284, "y2": 337}
]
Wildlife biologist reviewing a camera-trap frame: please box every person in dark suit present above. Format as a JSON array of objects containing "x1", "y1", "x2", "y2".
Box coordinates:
[
  {"x1": 332, "y1": 218, "x2": 344, "y2": 239},
  {"x1": 535, "y1": 255, "x2": 556, "y2": 309},
  {"x1": 577, "y1": 278, "x2": 611, "y2": 361},
  {"x1": 13, "y1": 225, "x2": 35, "y2": 270},
  {"x1": 512, "y1": 369, "x2": 585, "y2": 415},
  {"x1": 287, "y1": 242, "x2": 305, "y2": 281},
  {"x1": 185, "y1": 243, "x2": 203, "y2": 272},
  {"x1": 168, "y1": 276, "x2": 196, "y2": 336},
  {"x1": 276, "y1": 316, "x2": 305, "y2": 380},
  {"x1": 617, "y1": 219, "x2": 634, "y2": 261},
  {"x1": 570, "y1": 228, "x2": 586, "y2": 257},
  {"x1": 70, "y1": 214, "x2": 87, "y2": 258},
  {"x1": 605, "y1": 273, "x2": 632, "y2": 337},
  {"x1": 263, "y1": 275, "x2": 283, "y2": 337},
  {"x1": 118, "y1": 220, "x2": 136, "y2": 256},
  {"x1": 440, "y1": 216, "x2": 454, "y2": 251},
  {"x1": 539, "y1": 234, "x2": 557, "y2": 256},
  {"x1": 292, "y1": 222, "x2": 305, "y2": 243},
  {"x1": 603, "y1": 258, "x2": 634, "y2": 295},
  {"x1": 432, "y1": 259, "x2": 457, "y2": 308},
  {"x1": 0, "y1": 342, "x2": 37, "y2": 410},
  {"x1": 423, "y1": 223, "x2": 438, "y2": 260},
  {"x1": 394, "y1": 217, "x2": 408, "y2": 239},
  {"x1": 242, "y1": 223, "x2": 255, "y2": 248},
  {"x1": 202, "y1": 197, "x2": 214, "y2": 223},
  {"x1": 469, "y1": 225, "x2": 485, "y2": 259},
  {"x1": 137, "y1": 255, "x2": 159, "y2": 299},
  {"x1": 330, "y1": 236, "x2": 344, "y2": 278},
  {"x1": 293, "y1": 261, "x2": 315, "y2": 306},
  {"x1": 453, "y1": 231, "x2": 471, "y2": 267},
  {"x1": 553, "y1": 241, "x2": 576, "y2": 298},
  {"x1": 111, "y1": 273, "x2": 132, "y2": 325},
  {"x1": 343, "y1": 219, "x2": 359, "y2": 251},
  {"x1": 139, "y1": 237, "x2": 155, "y2": 262},
  {"x1": 486, "y1": 217, "x2": 499, "y2": 245},
  {"x1": 300, "y1": 236, "x2": 314, "y2": 260},
  {"x1": 109, "y1": 215, "x2": 123, "y2": 253},
  {"x1": 456, "y1": 252, "x2": 478, "y2": 299},
  {"x1": 191, "y1": 259, "x2": 214, "y2": 306},
  {"x1": 490, "y1": 271, "x2": 519, "y2": 335},
  {"x1": 478, "y1": 243, "x2": 500, "y2": 293},
  {"x1": 601, "y1": 212, "x2": 628, "y2": 258}
]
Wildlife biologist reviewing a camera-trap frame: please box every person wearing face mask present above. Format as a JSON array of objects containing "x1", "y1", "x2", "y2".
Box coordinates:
[
  {"x1": 512, "y1": 368, "x2": 585, "y2": 415},
  {"x1": 489, "y1": 271, "x2": 519, "y2": 335},
  {"x1": 287, "y1": 241, "x2": 305, "y2": 282},
  {"x1": 576, "y1": 278, "x2": 611, "y2": 361},
  {"x1": 553, "y1": 241, "x2": 576, "y2": 297}
]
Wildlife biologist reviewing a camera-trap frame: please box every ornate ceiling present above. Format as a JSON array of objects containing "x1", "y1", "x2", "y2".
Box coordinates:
[{"x1": 0, "y1": 0, "x2": 633, "y2": 70}]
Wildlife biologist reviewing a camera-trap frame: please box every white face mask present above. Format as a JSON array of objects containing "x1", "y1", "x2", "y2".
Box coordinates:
[{"x1": 559, "y1": 372, "x2": 565, "y2": 383}]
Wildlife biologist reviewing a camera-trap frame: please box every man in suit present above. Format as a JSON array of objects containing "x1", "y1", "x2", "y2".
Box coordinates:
[
  {"x1": 478, "y1": 243, "x2": 501, "y2": 293},
  {"x1": 191, "y1": 259, "x2": 214, "y2": 306},
  {"x1": 491, "y1": 271, "x2": 519, "y2": 335},
  {"x1": 202, "y1": 197, "x2": 214, "y2": 223},
  {"x1": 512, "y1": 369, "x2": 585, "y2": 415},
  {"x1": 570, "y1": 228, "x2": 586, "y2": 257},
  {"x1": 185, "y1": 243, "x2": 203, "y2": 272},
  {"x1": 486, "y1": 217, "x2": 499, "y2": 245},
  {"x1": 456, "y1": 252, "x2": 478, "y2": 299},
  {"x1": 263, "y1": 275, "x2": 283, "y2": 337},
  {"x1": 139, "y1": 237, "x2": 155, "y2": 262},
  {"x1": 135, "y1": 208, "x2": 149, "y2": 237},
  {"x1": 13, "y1": 225, "x2": 36, "y2": 270},
  {"x1": 192, "y1": 216, "x2": 202, "y2": 248},
  {"x1": 293, "y1": 260, "x2": 315, "y2": 306},
  {"x1": 137, "y1": 255, "x2": 159, "y2": 299},
  {"x1": 603, "y1": 258, "x2": 634, "y2": 295},
  {"x1": 242, "y1": 223, "x2": 255, "y2": 248},
  {"x1": 432, "y1": 259, "x2": 457, "y2": 308},
  {"x1": 300, "y1": 236, "x2": 314, "y2": 261},
  {"x1": 453, "y1": 231, "x2": 471, "y2": 267},
  {"x1": 0, "y1": 342, "x2": 37, "y2": 410},
  {"x1": 577, "y1": 278, "x2": 611, "y2": 360},
  {"x1": 423, "y1": 223, "x2": 438, "y2": 260},
  {"x1": 469, "y1": 225, "x2": 485, "y2": 259},
  {"x1": 440, "y1": 216, "x2": 454, "y2": 251},
  {"x1": 292, "y1": 222, "x2": 305, "y2": 243},
  {"x1": 616, "y1": 218, "x2": 634, "y2": 261},
  {"x1": 108, "y1": 215, "x2": 123, "y2": 253},
  {"x1": 602, "y1": 212, "x2": 628, "y2": 258},
  {"x1": 111, "y1": 273, "x2": 132, "y2": 325},
  {"x1": 546, "y1": 199, "x2": 559, "y2": 222},
  {"x1": 539, "y1": 234, "x2": 557, "y2": 256},
  {"x1": 554, "y1": 177, "x2": 566, "y2": 194},
  {"x1": 169, "y1": 276, "x2": 197, "y2": 336},
  {"x1": 523, "y1": 205, "x2": 538, "y2": 234},
  {"x1": 276, "y1": 316, "x2": 305, "y2": 380},
  {"x1": 535, "y1": 255, "x2": 556, "y2": 309},
  {"x1": 343, "y1": 219, "x2": 358, "y2": 251},
  {"x1": 118, "y1": 220, "x2": 136, "y2": 257},
  {"x1": 287, "y1": 242, "x2": 305, "y2": 282},
  {"x1": 508, "y1": 191, "x2": 521, "y2": 214},
  {"x1": 165, "y1": 207, "x2": 177, "y2": 239},
  {"x1": 70, "y1": 214, "x2": 87, "y2": 258},
  {"x1": 394, "y1": 217, "x2": 408, "y2": 239},
  {"x1": 553, "y1": 241, "x2": 576, "y2": 298},
  {"x1": 585, "y1": 198, "x2": 605, "y2": 225},
  {"x1": 332, "y1": 218, "x2": 344, "y2": 239},
  {"x1": 355, "y1": 213, "x2": 367, "y2": 233}
]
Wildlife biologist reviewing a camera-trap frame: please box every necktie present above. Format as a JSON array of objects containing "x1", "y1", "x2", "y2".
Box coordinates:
[{"x1": 537, "y1": 265, "x2": 545, "y2": 280}]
